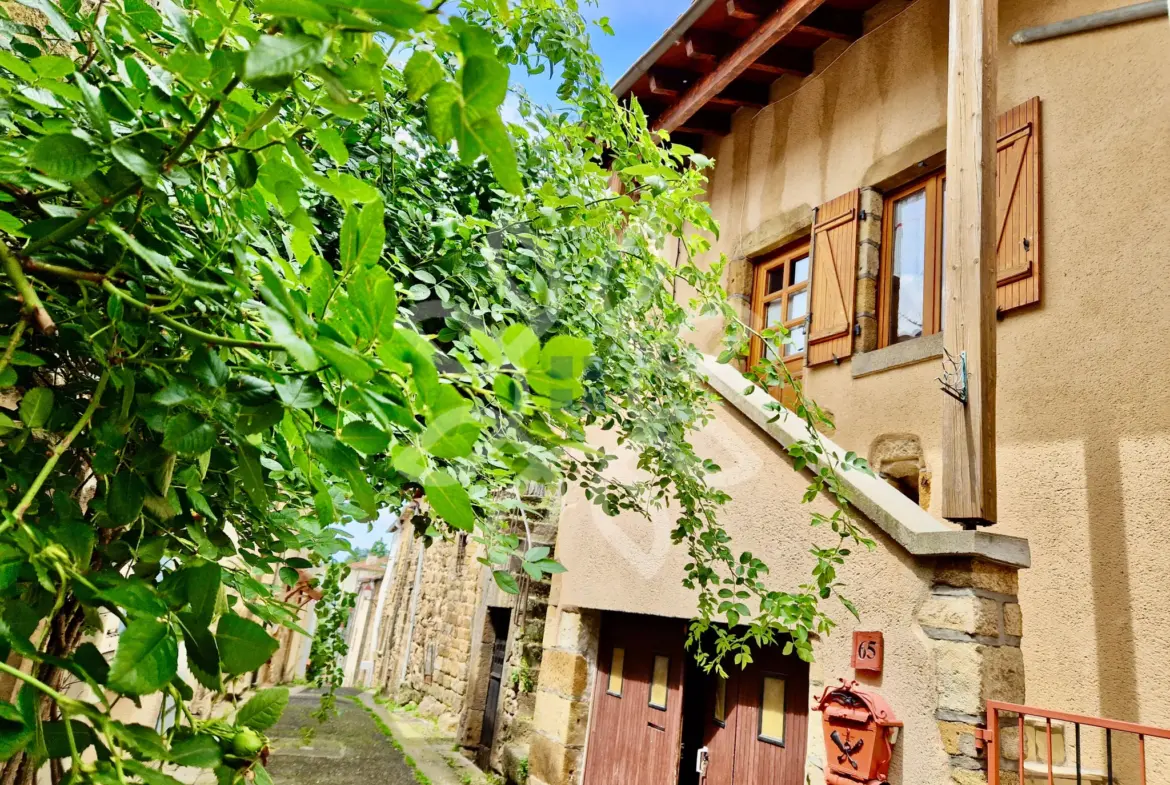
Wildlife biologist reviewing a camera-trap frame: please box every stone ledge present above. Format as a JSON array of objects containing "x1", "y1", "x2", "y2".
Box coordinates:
[
  {"x1": 852, "y1": 332, "x2": 944, "y2": 378},
  {"x1": 699, "y1": 355, "x2": 1030, "y2": 569}
]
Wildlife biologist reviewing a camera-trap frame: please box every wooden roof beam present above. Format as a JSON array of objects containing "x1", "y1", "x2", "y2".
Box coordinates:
[
  {"x1": 649, "y1": 68, "x2": 770, "y2": 109},
  {"x1": 683, "y1": 29, "x2": 814, "y2": 78},
  {"x1": 654, "y1": 0, "x2": 830, "y2": 133}
]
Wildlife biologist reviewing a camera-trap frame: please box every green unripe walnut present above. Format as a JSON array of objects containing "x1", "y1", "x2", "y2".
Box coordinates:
[{"x1": 231, "y1": 727, "x2": 265, "y2": 758}]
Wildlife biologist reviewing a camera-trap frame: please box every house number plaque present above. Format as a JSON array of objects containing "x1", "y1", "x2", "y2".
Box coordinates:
[{"x1": 851, "y1": 631, "x2": 884, "y2": 673}]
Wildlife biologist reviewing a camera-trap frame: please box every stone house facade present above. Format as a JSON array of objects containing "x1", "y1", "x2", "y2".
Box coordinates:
[{"x1": 525, "y1": 1, "x2": 1170, "y2": 785}]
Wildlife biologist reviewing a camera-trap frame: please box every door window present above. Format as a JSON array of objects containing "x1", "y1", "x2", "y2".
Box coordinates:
[
  {"x1": 607, "y1": 648, "x2": 625, "y2": 697},
  {"x1": 649, "y1": 655, "x2": 670, "y2": 710},
  {"x1": 757, "y1": 675, "x2": 787, "y2": 745}
]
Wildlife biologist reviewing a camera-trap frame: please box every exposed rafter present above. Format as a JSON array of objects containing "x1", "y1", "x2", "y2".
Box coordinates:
[
  {"x1": 649, "y1": 68, "x2": 770, "y2": 109},
  {"x1": 653, "y1": 0, "x2": 830, "y2": 132},
  {"x1": 674, "y1": 110, "x2": 733, "y2": 136},
  {"x1": 682, "y1": 30, "x2": 813, "y2": 78}
]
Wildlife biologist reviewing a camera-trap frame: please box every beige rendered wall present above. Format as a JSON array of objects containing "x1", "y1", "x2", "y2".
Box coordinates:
[
  {"x1": 679, "y1": 0, "x2": 1170, "y2": 756},
  {"x1": 556, "y1": 400, "x2": 954, "y2": 784}
]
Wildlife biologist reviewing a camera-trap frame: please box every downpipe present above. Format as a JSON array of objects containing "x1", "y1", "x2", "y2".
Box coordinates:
[{"x1": 1012, "y1": 0, "x2": 1168, "y2": 44}]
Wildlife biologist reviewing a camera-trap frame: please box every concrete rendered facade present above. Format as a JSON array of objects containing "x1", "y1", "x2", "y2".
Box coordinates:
[{"x1": 540, "y1": 1, "x2": 1170, "y2": 784}]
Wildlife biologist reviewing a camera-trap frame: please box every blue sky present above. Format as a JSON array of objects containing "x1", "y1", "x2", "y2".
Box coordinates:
[
  {"x1": 343, "y1": 1, "x2": 688, "y2": 556},
  {"x1": 512, "y1": 1, "x2": 686, "y2": 108}
]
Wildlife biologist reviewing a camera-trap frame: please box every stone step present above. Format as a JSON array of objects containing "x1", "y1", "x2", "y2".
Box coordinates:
[{"x1": 1022, "y1": 761, "x2": 1108, "y2": 784}]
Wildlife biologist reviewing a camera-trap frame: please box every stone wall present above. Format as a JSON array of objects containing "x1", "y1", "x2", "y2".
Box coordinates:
[
  {"x1": 528, "y1": 600, "x2": 600, "y2": 785},
  {"x1": 920, "y1": 558, "x2": 1026, "y2": 785}
]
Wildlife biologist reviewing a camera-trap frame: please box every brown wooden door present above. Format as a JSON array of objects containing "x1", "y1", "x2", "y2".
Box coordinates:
[
  {"x1": 700, "y1": 670, "x2": 740, "y2": 784},
  {"x1": 583, "y1": 613, "x2": 687, "y2": 785},
  {"x1": 698, "y1": 646, "x2": 810, "y2": 785}
]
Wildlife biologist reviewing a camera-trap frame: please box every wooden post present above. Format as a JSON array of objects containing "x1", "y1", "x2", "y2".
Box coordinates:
[{"x1": 941, "y1": 0, "x2": 998, "y2": 526}]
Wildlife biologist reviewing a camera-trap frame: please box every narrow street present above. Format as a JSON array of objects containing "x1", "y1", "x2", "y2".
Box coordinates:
[
  {"x1": 264, "y1": 689, "x2": 489, "y2": 785},
  {"x1": 266, "y1": 689, "x2": 418, "y2": 785}
]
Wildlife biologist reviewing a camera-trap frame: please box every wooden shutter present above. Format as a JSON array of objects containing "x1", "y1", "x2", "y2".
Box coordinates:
[
  {"x1": 807, "y1": 189, "x2": 860, "y2": 366},
  {"x1": 995, "y1": 97, "x2": 1041, "y2": 312}
]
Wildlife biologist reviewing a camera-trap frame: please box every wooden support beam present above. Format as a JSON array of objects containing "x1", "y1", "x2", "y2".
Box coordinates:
[
  {"x1": 941, "y1": 0, "x2": 998, "y2": 526},
  {"x1": 655, "y1": 0, "x2": 828, "y2": 132},
  {"x1": 684, "y1": 31, "x2": 813, "y2": 78},
  {"x1": 649, "y1": 68, "x2": 770, "y2": 109},
  {"x1": 726, "y1": 0, "x2": 774, "y2": 20},
  {"x1": 795, "y1": 6, "x2": 864, "y2": 41}
]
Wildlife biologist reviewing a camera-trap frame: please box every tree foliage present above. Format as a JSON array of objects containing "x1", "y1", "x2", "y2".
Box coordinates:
[{"x1": 0, "y1": 0, "x2": 870, "y2": 780}]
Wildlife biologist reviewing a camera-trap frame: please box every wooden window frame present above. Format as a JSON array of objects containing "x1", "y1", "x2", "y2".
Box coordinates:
[
  {"x1": 748, "y1": 239, "x2": 812, "y2": 368},
  {"x1": 756, "y1": 672, "x2": 788, "y2": 747},
  {"x1": 648, "y1": 654, "x2": 670, "y2": 711},
  {"x1": 877, "y1": 169, "x2": 946, "y2": 348}
]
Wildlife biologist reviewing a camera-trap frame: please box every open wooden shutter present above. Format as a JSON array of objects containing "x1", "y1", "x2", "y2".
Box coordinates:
[
  {"x1": 996, "y1": 97, "x2": 1041, "y2": 312},
  {"x1": 807, "y1": 190, "x2": 860, "y2": 366}
]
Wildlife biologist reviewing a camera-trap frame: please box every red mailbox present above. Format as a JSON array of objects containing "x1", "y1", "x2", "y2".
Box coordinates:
[{"x1": 814, "y1": 680, "x2": 902, "y2": 785}]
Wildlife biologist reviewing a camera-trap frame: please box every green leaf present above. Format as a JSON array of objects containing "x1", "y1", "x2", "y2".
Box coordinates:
[
  {"x1": 19, "y1": 386, "x2": 53, "y2": 428},
  {"x1": 259, "y1": 305, "x2": 318, "y2": 370},
  {"x1": 355, "y1": 199, "x2": 386, "y2": 266},
  {"x1": 99, "y1": 582, "x2": 168, "y2": 617},
  {"x1": 0, "y1": 546, "x2": 23, "y2": 591},
  {"x1": 423, "y1": 470, "x2": 474, "y2": 532},
  {"x1": 469, "y1": 329, "x2": 503, "y2": 366},
  {"x1": 313, "y1": 339, "x2": 374, "y2": 383},
  {"x1": 108, "y1": 472, "x2": 148, "y2": 526},
  {"x1": 540, "y1": 335, "x2": 594, "y2": 379},
  {"x1": 236, "y1": 687, "x2": 289, "y2": 731},
  {"x1": 314, "y1": 127, "x2": 348, "y2": 166},
  {"x1": 217, "y1": 614, "x2": 279, "y2": 675},
  {"x1": 236, "y1": 444, "x2": 269, "y2": 508},
  {"x1": 461, "y1": 56, "x2": 508, "y2": 113},
  {"x1": 184, "y1": 561, "x2": 221, "y2": 626},
  {"x1": 492, "y1": 570, "x2": 519, "y2": 594},
  {"x1": 0, "y1": 413, "x2": 14, "y2": 437},
  {"x1": 30, "y1": 55, "x2": 74, "y2": 78},
  {"x1": 305, "y1": 432, "x2": 361, "y2": 475},
  {"x1": 43, "y1": 720, "x2": 94, "y2": 758},
  {"x1": 163, "y1": 412, "x2": 218, "y2": 456},
  {"x1": 501, "y1": 324, "x2": 539, "y2": 371},
  {"x1": 124, "y1": 759, "x2": 184, "y2": 785},
  {"x1": 341, "y1": 422, "x2": 390, "y2": 455},
  {"x1": 405, "y1": 50, "x2": 444, "y2": 102},
  {"x1": 244, "y1": 35, "x2": 327, "y2": 82},
  {"x1": 108, "y1": 619, "x2": 179, "y2": 696},
  {"x1": 276, "y1": 377, "x2": 323, "y2": 409},
  {"x1": 111, "y1": 722, "x2": 169, "y2": 760},
  {"x1": 467, "y1": 112, "x2": 521, "y2": 195},
  {"x1": 421, "y1": 410, "x2": 482, "y2": 460},
  {"x1": 13, "y1": 0, "x2": 75, "y2": 41},
  {"x1": 336, "y1": 0, "x2": 425, "y2": 27},
  {"x1": 492, "y1": 374, "x2": 522, "y2": 411},
  {"x1": 177, "y1": 613, "x2": 221, "y2": 691},
  {"x1": 124, "y1": 0, "x2": 163, "y2": 30},
  {"x1": 425, "y1": 81, "x2": 460, "y2": 145},
  {"x1": 190, "y1": 347, "x2": 229, "y2": 388},
  {"x1": 170, "y1": 735, "x2": 222, "y2": 768}
]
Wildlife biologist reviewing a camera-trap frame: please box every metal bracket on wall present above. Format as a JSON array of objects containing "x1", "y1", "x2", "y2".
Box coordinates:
[{"x1": 938, "y1": 349, "x2": 968, "y2": 405}]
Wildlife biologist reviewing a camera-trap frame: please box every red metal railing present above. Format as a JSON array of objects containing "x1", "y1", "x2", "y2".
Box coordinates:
[{"x1": 984, "y1": 701, "x2": 1170, "y2": 785}]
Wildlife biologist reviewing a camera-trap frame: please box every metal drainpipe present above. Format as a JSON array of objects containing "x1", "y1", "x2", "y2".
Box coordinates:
[{"x1": 1011, "y1": 0, "x2": 1168, "y2": 44}]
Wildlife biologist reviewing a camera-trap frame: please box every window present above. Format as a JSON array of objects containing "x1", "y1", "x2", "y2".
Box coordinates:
[
  {"x1": 607, "y1": 647, "x2": 625, "y2": 697},
  {"x1": 750, "y1": 242, "x2": 810, "y2": 365},
  {"x1": 649, "y1": 655, "x2": 670, "y2": 710},
  {"x1": 878, "y1": 169, "x2": 945, "y2": 347},
  {"x1": 757, "y1": 675, "x2": 787, "y2": 746},
  {"x1": 713, "y1": 675, "x2": 727, "y2": 727}
]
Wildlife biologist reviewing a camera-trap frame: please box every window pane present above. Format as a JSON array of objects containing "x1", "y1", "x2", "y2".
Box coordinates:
[
  {"x1": 888, "y1": 189, "x2": 928, "y2": 344},
  {"x1": 713, "y1": 676, "x2": 727, "y2": 725},
  {"x1": 758, "y1": 676, "x2": 786, "y2": 744},
  {"x1": 790, "y1": 255, "x2": 809, "y2": 285},
  {"x1": 784, "y1": 324, "x2": 806, "y2": 357},
  {"x1": 766, "y1": 266, "x2": 786, "y2": 294},
  {"x1": 649, "y1": 655, "x2": 670, "y2": 710},
  {"x1": 787, "y1": 289, "x2": 807, "y2": 321},
  {"x1": 607, "y1": 648, "x2": 624, "y2": 696},
  {"x1": 762, "y1": 301, "x2": 783, "y2": 360}
]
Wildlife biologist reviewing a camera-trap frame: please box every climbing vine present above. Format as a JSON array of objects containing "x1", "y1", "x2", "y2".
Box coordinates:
[
  {"x1": 305, "y1": 561, "x2": 354, "y2": 734},
  {"x1": 0, "y1": 0, "x2": 874, "y2": 780}
]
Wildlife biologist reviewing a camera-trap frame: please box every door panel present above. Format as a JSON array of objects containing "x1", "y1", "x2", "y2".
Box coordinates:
[
  {"x1": 583, "y1": 613, "x2": 687, "y2": 785},
  {"x1": 730, "y1": 647, "x2": 810, "y2": 784},
  {"x1": 701, "y1": 671, "x2": 740, "y2": 785}
]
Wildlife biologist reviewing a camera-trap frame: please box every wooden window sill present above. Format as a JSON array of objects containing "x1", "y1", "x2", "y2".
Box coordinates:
[{"x1": 851, "y1": 332, "x2": 944, "y2": 378}]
